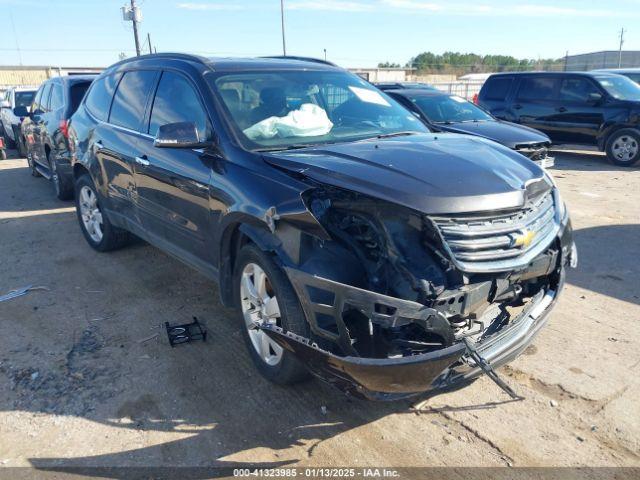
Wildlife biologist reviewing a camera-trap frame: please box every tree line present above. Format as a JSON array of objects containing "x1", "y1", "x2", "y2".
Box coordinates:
[{"x1": 378, "y1": 52, "x2": 565, "y2": 74}]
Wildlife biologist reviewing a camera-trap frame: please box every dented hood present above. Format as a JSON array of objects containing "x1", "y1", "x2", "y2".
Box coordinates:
[{"x1": 264, "y1": 133, "x2": 545, "y2": 214}]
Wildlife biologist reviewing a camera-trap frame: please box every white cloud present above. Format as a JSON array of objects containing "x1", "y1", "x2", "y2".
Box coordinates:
[
  {"x1": 176, "y1": 2, "x2": 245, "y2": 10},
  {"x1": 287, "y1": 1, "x2": 374, "y2": 11},
  {"x1": 379, "y1": 0, "x2": 442, "y2": 11}
]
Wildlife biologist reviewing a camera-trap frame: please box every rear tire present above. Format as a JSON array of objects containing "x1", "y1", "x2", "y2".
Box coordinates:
[
  {"x1": 233, "y1": 243, "x2": 311, "y2": 385},
  {"x1": 27, "y1": 153, "x2": 41, "y2": 177},
  {"x1": 0, "y1": 150, "x2": 6, "y2": 160},
  {"x1": 50, "y1": 152, "x2": 74, "y2": 200},
  {"x1": 74, "y1": 174, "x2": 130, "y2": 252},
  {"x1": 16, "y1": 134, "x2": 27, "y2": 158},
  {"x1": 606, "y1": 129, "x2": 640, "y2": 167}
]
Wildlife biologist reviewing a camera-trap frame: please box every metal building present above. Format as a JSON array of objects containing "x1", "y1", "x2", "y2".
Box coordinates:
[{"x1": 565, "y1": 51, "x2": 640, "y2": 71}]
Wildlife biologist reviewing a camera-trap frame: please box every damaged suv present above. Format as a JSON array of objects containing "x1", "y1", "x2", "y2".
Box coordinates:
[{"x1": 68, "y1": 54, "x2": 577, "y2": 400}]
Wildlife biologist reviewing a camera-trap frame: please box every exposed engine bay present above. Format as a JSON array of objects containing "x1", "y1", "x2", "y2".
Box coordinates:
[{"x1": 277, "y1": 182, "x2": 567, "y2": 366}]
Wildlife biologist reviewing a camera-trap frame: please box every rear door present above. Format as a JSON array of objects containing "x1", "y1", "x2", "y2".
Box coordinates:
[
  {"x1": 548, "y1": 75, "x2": 606, "y2": 144},
  {"x1": 22, "y1": 86, "x2": 44, "y2": 153},
  {"x1": 103, "y1": 70, "x2": 158, "y2": 223},
  {"x1": 511, "y1": 75, "x2": 562, "y2": 140},
  {"x1": 29, "y1": 82, "x2": 52, "y2": 166},
  {"x1": 133, "y1": 70, "x2": 213, "y2": 262}
]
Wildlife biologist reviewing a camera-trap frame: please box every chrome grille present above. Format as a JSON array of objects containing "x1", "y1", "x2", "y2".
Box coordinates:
[{"x1": 431, "y1": 191, "x2": 557, "y2": 271}]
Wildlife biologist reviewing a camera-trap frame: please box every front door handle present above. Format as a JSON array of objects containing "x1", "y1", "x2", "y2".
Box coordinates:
[
  {"x1": 557, "y1": 106, "x2": 567, "y2": 112},
  {"x1": 513, "y1": 104, "x2": 523, "y2": 110},
  {"x1": 135, "y1": 155, "x2": 150, "y2": 166}
]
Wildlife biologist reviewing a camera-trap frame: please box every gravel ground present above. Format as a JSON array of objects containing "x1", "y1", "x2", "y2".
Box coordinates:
[{"x1": 0, "y1": 148, "x2": 638, "y2": 473}]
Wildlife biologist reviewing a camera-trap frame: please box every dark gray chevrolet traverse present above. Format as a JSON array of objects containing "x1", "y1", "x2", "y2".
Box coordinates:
[{"x1": 67, "y1": 54, "x2": 576, "y2": 399}]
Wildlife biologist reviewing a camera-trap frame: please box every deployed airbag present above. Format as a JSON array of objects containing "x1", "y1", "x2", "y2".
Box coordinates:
[{"x1": 244, "y1": 103, "x2": 333, "y2": 140}]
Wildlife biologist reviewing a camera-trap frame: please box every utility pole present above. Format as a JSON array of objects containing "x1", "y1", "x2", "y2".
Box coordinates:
[
  {"x1": 280, "y1": 0, "x2": 287, "y2": 56},
  {"x1": 324, "y1": 48, "x2": 327, "y2": 61},
  {"x1": 122, "y1": 1, "x2": 142, "y2": 56},
  {"x1": 564, "y1": 50, "x2": 569, "y2": 71},
  {"x1": 618, "y1": 28, "x2": 625, "y2": 68},
  {"x1": 131, "y1": 0, "x2": 141, "y2": 56},
  {"x1": 147, "y1": 33, "x2": 153, "y2": 55}
]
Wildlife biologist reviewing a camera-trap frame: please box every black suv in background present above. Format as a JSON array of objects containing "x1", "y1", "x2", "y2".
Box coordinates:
[
  {"x1": 478, "y1": 71, "x2": 640, "y2": 166},
  {"x1": 22, "y1": 75, "x2": 96, "y2": 199},
  {"x1": 386, "y1": 88, "x2": 554, "y2": 168},
  {"x1": 67, "y1": 54, "x2": 575, "y2": 399}
]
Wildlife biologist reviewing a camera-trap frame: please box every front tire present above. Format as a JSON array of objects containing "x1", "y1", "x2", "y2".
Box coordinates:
[
  {"x1": 74, "y1": 174, "x2": 130, "y2": 252},
  {"x1": 233, "y1": 243, "x2": 311, "y2": 385},
  {"x1": 606, "y1": 129, "x2": 640, "y2": 167}
]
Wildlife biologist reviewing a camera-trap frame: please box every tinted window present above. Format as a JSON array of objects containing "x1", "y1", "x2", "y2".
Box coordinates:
[
  {"x1": 110, "y1": 70, "x2": 157, "y2": 131},
  {"x1": 85, "y1": 74, "x2": 121, "y2": 121},
  {"x1": 32, "y1": 86, "x2": 44, "y2": 112},
  {"x1": 412, "y1": 94, "x2": 493, "y2": 123},
  {"x1": 149, "y1": 71, "x2": 208, "y2": 138},
  {"x1": 49, "y1": 84, "x2": 64, "y2": 111},
  {"x1": 517, "y1": 77, "x2": 560, "y2": 101},
  {"x1": 482, "y1": 77, "x2": 513, "y2": 101},
  {"x1": 15, "y1": 91, "x2": 35, "y2": 108},
  {"x1": 69, "y1": 81, "x2": 93, "y2": 114},
  {"x1": 625, "y1": 73, "x2": 640, "y2": 84},
  {"x1": 558, "y1": 78, "x2": 600, "y2": 103},
  {"x1": 40, "y1": 83, "x2": 52, "y2": 112}
]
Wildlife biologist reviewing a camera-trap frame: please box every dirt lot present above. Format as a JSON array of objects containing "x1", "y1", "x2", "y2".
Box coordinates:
[{"x1": 0, "y1": 148, "x2": 639, "y2": 472}]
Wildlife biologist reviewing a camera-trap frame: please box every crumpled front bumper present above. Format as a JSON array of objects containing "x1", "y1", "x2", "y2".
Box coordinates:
[{"x1": 269, "y1": 217, "x2": 575, "y2": 400}]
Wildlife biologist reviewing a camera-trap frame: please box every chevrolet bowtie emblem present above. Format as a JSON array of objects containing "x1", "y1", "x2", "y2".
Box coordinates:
[{"x1": 512, "y1": 229, "x2": 536, "y2": 248}]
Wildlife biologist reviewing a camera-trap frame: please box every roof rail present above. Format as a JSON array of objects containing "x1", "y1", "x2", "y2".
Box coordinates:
[
  {"x1": 109, "y1": 52, "x2": 209, "y2": 69},
  {"x1": 261, "y1": 55, "x2": 338, "y2": 67}
]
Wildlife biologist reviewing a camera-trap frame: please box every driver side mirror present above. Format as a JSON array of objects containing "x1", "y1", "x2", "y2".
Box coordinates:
[
  {"x1": 13, "y1": 105, "x2": 29, "y2": 117},
  {"x1": 154, "y1": 121, "x2": 206, "y2": 148},
  {"x1": 588, "y1": 92, "x2": 603, "y2": 105}
]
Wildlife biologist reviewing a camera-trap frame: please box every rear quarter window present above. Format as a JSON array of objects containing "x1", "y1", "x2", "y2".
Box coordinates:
[
  {"x1": 482, "y1": 77, "x2": 513, "y2": 101},
  {"x1": 85, "y1": 74, "x2": 121, "y2": 122},
  {"x1": 69, "y1": 82, "x2": 93, "y2": 115},
  {"x1": 109, "y1": 70, "x2": 157, "y2": 131}
]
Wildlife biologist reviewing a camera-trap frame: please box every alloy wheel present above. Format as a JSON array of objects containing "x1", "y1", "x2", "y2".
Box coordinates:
[
  {"x1": 240, "y1": 262, "x2": 283, "y2": 366},
  {"x1": 79, "y1": 185, "x2": 103, "y2": 243}
]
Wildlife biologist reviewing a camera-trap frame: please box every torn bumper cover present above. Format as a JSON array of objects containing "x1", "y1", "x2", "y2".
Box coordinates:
[{"x1": 260, "y1": 270, "x2": 562, "y2": 400}]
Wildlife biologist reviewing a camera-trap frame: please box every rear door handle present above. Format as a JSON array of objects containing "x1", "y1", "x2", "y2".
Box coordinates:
[
  {"x1": 135, "y1": 155, "x2": 150, "y2": 166},
  {"x1": 513, "y1": 104, "x2": 523, "y2": 110},
  {"x1": 557, "y1": 107, "x2": 567, "y2": 112}
]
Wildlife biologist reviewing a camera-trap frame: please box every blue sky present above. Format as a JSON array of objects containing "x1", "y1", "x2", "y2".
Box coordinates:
[{"x1": 1, "y1": 0, "x2": 639, "y2": 68}]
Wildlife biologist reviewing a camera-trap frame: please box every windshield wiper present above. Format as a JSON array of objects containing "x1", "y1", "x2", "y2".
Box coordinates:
[
  {"x1": 374, "y1": 131, "x2": 420, "y2": 139},
  {"x1": 255, "y1": 144, "x2": 317, "y2": 152}
]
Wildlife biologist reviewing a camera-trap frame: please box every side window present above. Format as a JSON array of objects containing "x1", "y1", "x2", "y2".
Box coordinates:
[
  {"x1": 40, "y1": 83, "x2": 52, "y2": 112},
  {"x1": 49, "y1": 84, "x2": 64, "y2": 111},
  {"x1": 85, "y1": 74, "x2": 121, "y2": 122},
  {"x1": 32, "y1": 86, "x2": 44, "y2": 113},
  {"x1": 627, "y1": 73, "x2": 640, "y2": 84},
  {"x1": 559, "y1": 78, "x2": 600, "y2": 103},
  {"x1": 149, "y1": 71, "x2": 208, "y2": 139},
  {"x1": 517, "y1": 77, "x2": 560, "y2": 101},
  {"x1": 482, "y1": 78, "x2": 513, "y2": 101},
  {"x1": 110, "y1": 70, "x2": 157, "y2": 131}
]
